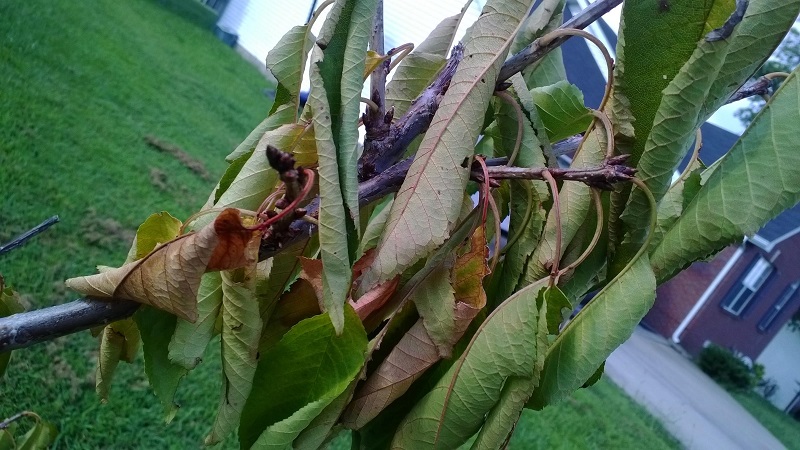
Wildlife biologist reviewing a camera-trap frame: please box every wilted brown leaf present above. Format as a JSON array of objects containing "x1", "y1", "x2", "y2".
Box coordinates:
[
  {"x1": 343, "y1": 226, "x2": 490, "y2": 428},
  {"x1": 65, "y1": 209, "x2": 258, "y2": 322}
]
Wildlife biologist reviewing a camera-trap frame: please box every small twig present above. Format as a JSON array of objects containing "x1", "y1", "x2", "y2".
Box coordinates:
[
  {"x1": 479, "y1": 155, "x2": 636, "y2": 190},
  {"x1": 0, "y1": 216, "x2": 60, "y2": 257},
  {"x1": 307, "y1": 0, "x2": 335, "y2": 30},
  {"x1": 590, "y1": 109, "x2": 615, "y2": 159},
  {"x1": 387, "y1": 43, "x2": 414, "y2": 72}
]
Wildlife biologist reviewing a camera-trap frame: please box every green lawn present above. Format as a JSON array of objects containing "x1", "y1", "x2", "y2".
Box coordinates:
[
  {"x1": 0, "y1": 1, "x2": 679, "y2": 448},
  {"x1": 731, "y1": 391, "x2": 800, "y2": 450}
]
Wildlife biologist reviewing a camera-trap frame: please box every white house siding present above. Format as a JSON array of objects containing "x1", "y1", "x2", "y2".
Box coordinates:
[{"x1": 756, "y1": 324, "x2": 800, "y2": 410}]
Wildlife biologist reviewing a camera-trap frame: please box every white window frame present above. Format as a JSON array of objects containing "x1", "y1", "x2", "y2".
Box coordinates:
[{"x1": 721, "y1": 256, "x2": 773, "y2": 316}]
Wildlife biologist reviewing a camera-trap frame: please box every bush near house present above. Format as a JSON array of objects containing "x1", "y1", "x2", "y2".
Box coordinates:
[{"x1": 698, "y1": 344, "x2": 762, "y2": 391}]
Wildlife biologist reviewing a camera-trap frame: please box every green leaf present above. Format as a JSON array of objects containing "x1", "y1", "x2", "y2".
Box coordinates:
[
  {"x1": 412, "y1": 264, "x2": 457, "y2": 357},
  {"x1": 16, "y1": 418, "x2": 57, "y2": 450},
  {"x1": 239, "y1": 305, "x2": 367, "y2": 450},
  {"x1": 358, "y1": 197, "x2": 393, "y2": 256},
  {"x1": 469, "y1": 376, "x2": 534, "y2": 449},
  {"x1": 651, "y1": 68, "x2": 800, "y2": 283},
  {"x1": 206, "y1": 268, "x2": 263, "y2": 445},
  {"x1": 529, "y1": 256, "x2": 655, "y2": 409},
  {"x1": 226, "y1": 105, "x2": 297, "y2": 162},
  {"x1": 214, "y1": 151, "x2": 252, "y2": 204},
  {"x1": 134, "y1": 306, "x2": 188, "y2": 423},
  {"x1": 615, "y1": 17, "x2": 737, "y2": 258},
  {"x1": 0, "y1": 429, "x2": 13, "y2": 450},
  {"x1": 650, "y1": 163, "x2": 704, "y2": 251},
  {"x1": 257, "y1": 237, "x2": 318, "y2": 332},
  {"x1": 95, "y1": 318, "x2": 140, "y2": 402},
  {"x1": 391, "y1": 277, "x2": 547, "y2": 449},
  {"x1": 316, "y1": 0, "x2": 376, "y2": 231},
  {"x1": 530, "y1": 81, "x2": 592, "y2": 142},
  {"x1": 512, "y1": 0, "x2": 567, "y2": 89},
  {"x1": 360, "y1": 0, "x2": 536, "y2": 292},
  {"x1": 134, "y1": 211, "x2": 182, "y2": 260},
  {"x1": 385, "y1": 0, "x2": 472, "y2": 117},
  {"x1": 168, "y1": 272, "x2": 224, "y2": 370},
  {"x1": 293, "y1": 380, "x2": 358, "y2": 450},
  {"x1": 0, "y1": 287, "x2": 23, "y2": 378},
  {"x1": 309, "y1": 46, "x2": 355, "y2": 335},
  {"x1": 267, "y1": 25, "x2": 315, "y2": 116}
]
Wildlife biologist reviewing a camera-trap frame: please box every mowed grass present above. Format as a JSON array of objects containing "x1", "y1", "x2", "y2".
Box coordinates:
[
  {"x1": 731, "y1": 391, "x2": 800, "y2": 450},
  {"x1": 0, "y1": 0, "x2": 270, "y2": 448},
  {"x1": 1, "y1": 1, "x2": 680, "y2": 449}
]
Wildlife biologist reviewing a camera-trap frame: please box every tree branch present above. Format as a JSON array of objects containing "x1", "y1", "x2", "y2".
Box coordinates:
[
  {"x1": 0, "y1": 216, "x2": 59, "y2": 257},
  {"x1": 0, "y1": 0, "x2": 627, "y2": 352}
]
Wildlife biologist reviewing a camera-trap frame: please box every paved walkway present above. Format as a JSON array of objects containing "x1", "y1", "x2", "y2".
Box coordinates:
[{"x1": 605, "y1": 327, "x2": 785, "y2": 450}]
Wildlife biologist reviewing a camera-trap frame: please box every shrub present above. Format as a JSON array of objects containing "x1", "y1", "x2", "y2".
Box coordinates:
[{"x1": 698, "y1": 344, "x2": 758, "y2": 391}]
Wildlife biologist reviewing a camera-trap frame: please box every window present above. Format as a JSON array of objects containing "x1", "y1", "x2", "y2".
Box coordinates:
[
  {"x1": 720, "y1": 256, "x2": 774, "y2": 316},
  {"x1": 758, "y1": 281, "x2": 799, "y2": 332}
]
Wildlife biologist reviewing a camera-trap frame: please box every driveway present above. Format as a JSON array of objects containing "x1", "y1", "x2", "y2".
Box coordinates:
[{"x1": 605, "y1": 327, "x2": 785, "y2": 450}]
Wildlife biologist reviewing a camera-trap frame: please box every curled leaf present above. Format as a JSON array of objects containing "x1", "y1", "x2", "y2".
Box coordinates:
[{"x1": 66, "y1": 209, "x2": 257, "y2": 322}]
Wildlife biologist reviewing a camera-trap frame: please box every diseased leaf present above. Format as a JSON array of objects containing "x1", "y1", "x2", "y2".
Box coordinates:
[
  {"x1": 65, "y1": 209, "x2": 257, "y2": 322},
  {"x1": 385, "y1": 0, "x2": 472, "y2": 117},
  {"x1": 96, "y1": 318, "x2": 140, "y2": 402},
  {"x1": 267, "y1": 24, "x2": 315, "y2": 115},
  {"x1": 168, "y1": 272, "x2": 224, "y2": 370},
  {"x1": 530, "y1": 81, "x2": 592, "y2": 142},
  {"x1": 206, "y1": 267, "x2": 263, "y2": 445},
  {"x1": 239, "y1": 306, "x2": 367, "y2": 450},
  {"x1": 360, "y1": 0, "x2": 536, "y2": 292},
  {"x1": 529, "y1": 257, "x2": 655, "y2": 409},
  {"x1": 134, "y1": 306, "x2": 189, "y2": 422},
  {"x1": 391, "y1": 277, "x2": 547, "y2": 449},
  {"x1": 651, "y1": 69, "x2": 800, "y2": 283}
]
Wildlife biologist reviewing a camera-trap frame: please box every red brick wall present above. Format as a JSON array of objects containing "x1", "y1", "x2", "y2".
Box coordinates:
[
  {"x1": 680, "y1": 235, "x2": 800, "y2": 359},
  {"x1": 643, "y1": 246, "x2": 738, "y2": 338}
]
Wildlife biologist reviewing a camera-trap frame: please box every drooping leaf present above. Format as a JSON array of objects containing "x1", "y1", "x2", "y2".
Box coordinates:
[
  {"x1": 412, "y1": 264, "x2": 457, "y2": 357},
  {"x1": 293, "y1": 379, "x2": 359, "y2": 449},
  {"x1": 214, "y1": 151, "x2": 252, "y2": 204},
  {"x1": 529, "y1": 257, "x2": 655, "y2": 409},
  {"x1": 15, "y1": 417, "x2": 57, "y2": 450},
  {"x1": 226, "y1": 105, "x2": 297, "y2": 162},
  {"x1": 258, "y1": 277, "x2": 322, "y2": 353},
  {"x1": 95, "y1": 318, "x2": 140, "y2": 402},
  {"x1": 317, "y1": 0, "x2": 375, "y2": 230},
  {"x1": 650, "y1": 163, "x2": 704, "y2": 251},
  {"x1": 700, "y1": 0, "x2": 800, "y2": 119},
  {"x1": 239, "y1": 306, "x2": 367, "y2": 450},
  {"x1": 168, "y1": 272, "x2": 224, "y2": 370},
  {"x1": 360, "y1": 0, "x2": 536, "y2": 292},
  {"x1": 616, "y1": 9, "x2": 738, "y2": 260},
  {"x1": 267, "y1": 24, "x2": 316, "y2": 115},
  {"x1": 134, "y1": 306, "x2": 189, "y2": 422},
  {"x1": 469, "y1": 376, "x2": 535, "y2": 449},
  {"x1": 530, "y1": 81, "x2": 592, "y2": 142},
  {"x1": 391, "y1": 277, "x2": 547, "y2": 449},
  {"x1": 512, "y1": 0, "x2": 566, "y2": 89},
  {"x1": 385, "y1": 0, "x2": 472, "y2": 117},
  {"x1": 358, "y1": 197, "x2": 393, "y2": 256},
  {"x1": 65, "y1": 209, "x2": 257, "y2": 322},
  {"x1": 651, "y1": 68, "x2": 800, "y2": 283},
  {"x1": 309, "y1": 45, "x2": 355, "y2": 335},
  {"x1": 0, "y1": 286, "x2": 24, "y2": 378},
  {"x1": 206, "y1": 267, "x2": 263, "y2": 445}
]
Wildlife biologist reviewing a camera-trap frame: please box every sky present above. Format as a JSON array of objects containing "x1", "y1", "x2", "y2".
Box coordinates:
[{"x1": 237, "y1": 0, "x2": 750, "y2": 134}]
